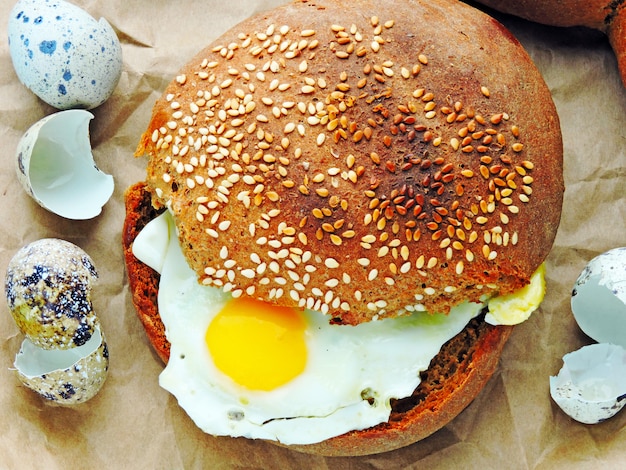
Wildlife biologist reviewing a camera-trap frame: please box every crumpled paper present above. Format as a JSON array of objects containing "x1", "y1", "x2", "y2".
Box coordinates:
[{"x1": 1, "y1": 1, "x2": 625, "y2": 468}]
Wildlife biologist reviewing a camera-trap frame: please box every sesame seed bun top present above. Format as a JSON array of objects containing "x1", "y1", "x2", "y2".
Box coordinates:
[{"x1": 135, "y1": 0, "x2": 563, "y2": 325}]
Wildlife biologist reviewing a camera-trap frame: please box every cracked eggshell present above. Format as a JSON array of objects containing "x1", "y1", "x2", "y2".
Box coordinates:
[
  {"x1": 15, "y1": 109, "x2": 114, "y2": 220},
  {"x1": 550, "y1": 343, "x2": 626, "y2": 424},
  {"x1": 14, "y1": 325, "x2": 109, "y2": 404},
  {"x1": 5, "y1": 238, "x2": 98, "y2": 350},
  {"x1": 8, "y1": 0, "x2": 122, "y2": 110},
  {"x1": 571, "y1": 247, "x2": 626, "y2": 348}
]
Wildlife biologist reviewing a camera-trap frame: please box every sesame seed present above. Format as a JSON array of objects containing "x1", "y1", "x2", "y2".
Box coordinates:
[{"x1": 455, "y1": 260, "x2": 464, "y2": 275}]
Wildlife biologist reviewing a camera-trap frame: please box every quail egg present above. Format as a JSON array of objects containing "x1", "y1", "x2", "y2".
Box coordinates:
[
  {"x1": 14, "y1": 325, "x2": 109, "y2": 404},
  {"x1": 550, "y1": 343, "x2": 626, "y2": 424},
  {"x1": 5, "y1": 239, "x2": 108, "y2": 404},
  {"x1": 571, "y1": 247, "x2": 626, "y2": 347},
  {"x1": 550, "y1": 248, "x2": 626, "y2": 424},
  {"x1": 5, "y1": 238, "x2": 98, "y2": 350},
  {"x1": 8, "y1": 0, "x2": 123, "y2": 110},
  {"x1": 15, "y1": 109, "x2": 114, "y2": 220}
]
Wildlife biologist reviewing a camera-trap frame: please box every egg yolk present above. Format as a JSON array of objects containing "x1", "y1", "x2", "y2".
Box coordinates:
[
  {"x1": 206, "y1": 297, "x2": 307, "y2": 391},
  {"x1": 486, "y1": 263, "x2": 546, "y2": 325}
]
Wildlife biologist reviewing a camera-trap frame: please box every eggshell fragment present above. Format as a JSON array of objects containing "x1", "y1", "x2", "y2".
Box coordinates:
[
  {"x1": 15, "y1": 109, "x2": 114, "y2": 219},
  {"x1": 7, "y1": 0, "x2": 123, "y2": 110},
  {"x1": 571, "y1": 247, "x2": 626, "y2": 348},
  {"x1": 550, "y1": 343, "x2": 626, "y2": 424},
  {"x1": 5, "y1": 238, "x2": 98, "y2": 350},
  {"x1": 14, "y1": 325, "x2": 109, "y2": 404}
]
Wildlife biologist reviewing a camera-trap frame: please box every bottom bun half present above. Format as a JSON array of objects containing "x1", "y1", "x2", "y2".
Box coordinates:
[{"x1": 122, "y1": 181, "x2": 513, "y2": 456}]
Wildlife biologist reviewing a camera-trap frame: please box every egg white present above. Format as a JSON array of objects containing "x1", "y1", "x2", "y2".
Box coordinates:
[{"x1": 134, "y1": 212, "x2": 483, "y2": 445}]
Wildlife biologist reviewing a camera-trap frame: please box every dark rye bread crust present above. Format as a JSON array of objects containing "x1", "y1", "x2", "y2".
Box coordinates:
[
  {"x1": 123, "y1": 181, "x2": 513, "y2": 456},
  {"x1": 122, "y1": 182, "x2": 168, "y2": 363},
  {"x1": 135, "y1": 0, "x2": 563, "y2": 325},
  {"x1": 471, "y1": 0, "x2": 626, "y2": 89},
  {"x1": 473, "y1": 0, "x2": 614, "y2": 29}
]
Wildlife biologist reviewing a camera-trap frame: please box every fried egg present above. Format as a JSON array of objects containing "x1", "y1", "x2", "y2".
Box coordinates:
[{"x1": 133, "y1": 212, "x2": 484, "y2": 445}]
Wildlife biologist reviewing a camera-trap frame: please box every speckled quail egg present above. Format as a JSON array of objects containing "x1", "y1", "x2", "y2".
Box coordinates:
[
  {"x1": 8, "y1": 0, "x2": 123, "y2": 110},
  {"x1": 5, "y1": 238, "x2": 108, "y2": 404},
  {"x1": 14, "y1": 325, "x2": 109, "y2": 404},
  {"x1": 5, "y1": 238, "x2": 98, "y2": 350},
  {"x1": 15, "y1": 109, "x2": 114, "y2": 220},
  {"x1": 571, "y1": 247, "x2": 626, "y2": 348},
  {"x1": 550, "y1": 343, "x2": 626, "y2": 424}
]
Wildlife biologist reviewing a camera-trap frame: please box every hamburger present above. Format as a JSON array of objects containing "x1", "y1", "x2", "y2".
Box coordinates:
[{"x1": 123, "y1": 0, "x2": 563, "y2": 456}]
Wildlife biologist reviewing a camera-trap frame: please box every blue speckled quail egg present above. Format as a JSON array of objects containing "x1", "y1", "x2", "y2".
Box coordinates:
[
  {"x1": 5, "y1": 238, "x2": 98, "y2": 350},
  {"x1": 15, "y1": 109, "x2": 114, "y2": 220},
  {"x1": 14, "y1": 324, "x2": 109, "y2": 404},
  {"x1": 571, "y1": 247, "x2": 626, "y2": 348},
  {"x1": 7, "y1": 0, "x2": 123, "y2": 110},
  {"x1": 550, "y1": 343, "x2": 626, "y2": 424}
]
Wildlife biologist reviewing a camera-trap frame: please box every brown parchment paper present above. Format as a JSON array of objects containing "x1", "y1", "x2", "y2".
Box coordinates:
[{"x1": 1, "y1": 1, "x2": 626, "y2": 468}]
